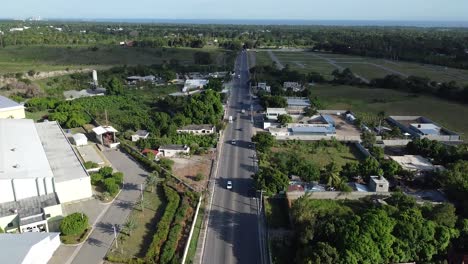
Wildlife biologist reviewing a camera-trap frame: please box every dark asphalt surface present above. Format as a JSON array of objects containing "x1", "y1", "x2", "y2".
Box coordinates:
[{"x1": 202, "y1": 51, "x2": 261, "y2": 264}]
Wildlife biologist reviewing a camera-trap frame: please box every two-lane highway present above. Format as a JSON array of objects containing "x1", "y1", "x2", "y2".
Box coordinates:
[{"x1": 201, "y1": 51, "x2": 261, "y2": 264}]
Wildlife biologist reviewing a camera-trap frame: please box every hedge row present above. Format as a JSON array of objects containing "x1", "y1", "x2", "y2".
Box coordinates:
[
  {"x1": 105, "y1": 255, "x2": 145, "y2": 264},
  {"x1": 159, "y1": 198, "x2": 191, "y2": 264},
  {"x1": 145, "y1": 185, "x2": 181, "y2": 263}
]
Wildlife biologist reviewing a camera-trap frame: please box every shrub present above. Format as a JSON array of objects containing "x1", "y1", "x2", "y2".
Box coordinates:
[
  {"x1": 84, "y1": 161, "x2": 99, "y2": 169},
  {"x1": 60, "y1": 212, "x2": 88, "y2": 236},
  {"x1": 146, "y1": 185, "x2": 180, "y2": 262},
  {"x1": 103, "y1": 178, "x2": 119, "y2": 196},
  {"x1": 112, "y1": 172, "x2": 124, "y2": 185},
  {"x1": 99, "y1": 166, "x2": 114, "y2": 178},
  {"x1": 160, "y1": 199, "x2": 190, "y2": 264},
  {"x1": 90, "y1": 173, "x2": 103, "y2": 185},
  {"x1": 194, "y1": 172, "x2": 204, "y2": 181},
  {"x1": 159, "y1": 158, "x2": 174, "y2": 171}
]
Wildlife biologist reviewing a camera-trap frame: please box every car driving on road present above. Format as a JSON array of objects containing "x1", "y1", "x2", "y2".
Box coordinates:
[
  {"x1": 227, "y1": 180, "x2": 232, "y2": 190},
  {"x1": 231, "y1": 139, "x2": 236, "y2": 145}
]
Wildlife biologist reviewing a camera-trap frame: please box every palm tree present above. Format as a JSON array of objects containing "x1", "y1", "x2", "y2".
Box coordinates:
[
  {"x1": 123, "y1": 218, "x2": 137, "y2": 237},
  {"x1": 136, "y1": 198, "x2": 148, "y2": 213},
  {"x1": 323, "y1": 162, "x2": 343, "y2": 189},
  {"x1": 377, "y1": 111, "x2": 386, "y2": 135},
  {"x1": 146, "y1": 172, "x2": 158, "y2": 193}
]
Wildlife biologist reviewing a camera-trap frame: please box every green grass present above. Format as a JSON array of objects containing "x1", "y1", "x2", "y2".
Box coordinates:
[
  {"x1": 274, "y1": 141, "x2": 361, "y2": 169},
  {"x1": 309, "y1": 84, "x2": 468, "y2": 140},
  {"x1": 107, "y1": 187, "x2": 165, "y2": 259},
  {"x1": 256, "y1": 51, "x2": 468, "y2": 85},
  {"x1": 264, "y1": 198, "x2": 290, "y2": 229},
  {"x1": 254, "y1": 51, "x2": 274, "y2": 67},
  {"x1": 25, "y1": 110, "x2": 49, "y2": 121},
  {"x1": 186, "y1": 206, "x2": 205, "y2": 264},
  {"x1": 0, "y1": 45, "x2": 232, "y2": 74}
]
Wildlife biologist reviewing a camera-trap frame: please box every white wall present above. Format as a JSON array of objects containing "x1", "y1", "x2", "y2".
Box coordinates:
[
  {"x1": 0, "y1": 179, "x2": 15, "y2": 203},
  {"x1": 12, "y1": 179, "x2": 38, "y2": 200},
  {"x1": 0, "y1": 108, "x2": 25, "y2": 119},
  {"x1": 0, "y1": 214, "x2": 18, "y2": 230},
  {"x1": 54, "y1": 177, "x2": 92, "y2": 203},
  {"x1": 43, "y1": 204, "x2": 63, "y2": 219}
]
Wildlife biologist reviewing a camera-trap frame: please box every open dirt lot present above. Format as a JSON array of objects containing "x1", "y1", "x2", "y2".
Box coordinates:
[{"x1": 172, "y1": 155, "x2": 213, "y2": 192}]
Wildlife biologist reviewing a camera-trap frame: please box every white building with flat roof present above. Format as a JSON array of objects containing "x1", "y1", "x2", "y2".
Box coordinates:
[
  {"x1": 0, "y1": 95, "x2": 25, "y2": 119},
  {"x1": 0, "y1": 119, "x2": 92, "y2": 232},
  {"x1": 183, "y1": 79, "x2": 208, "y2": 92},
  {"x1": 389, "y1": 155, "x2": 436, "y2": 172}
]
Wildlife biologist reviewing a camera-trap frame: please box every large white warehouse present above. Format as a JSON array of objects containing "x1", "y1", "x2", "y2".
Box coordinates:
[{"x1": 0, "y1": 119, "x2": 92, "y2": 232}]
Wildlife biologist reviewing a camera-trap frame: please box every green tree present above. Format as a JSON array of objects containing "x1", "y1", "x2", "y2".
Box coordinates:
[
  {"x1": 322, "y1": 162, "x2": 343, "y2": 188},
  {"x1": 277, "y1": 114, "x2": 293, "y2": 126},
  {"x1": 359, "y1": 157, "x2": 383, "y2": 179},
  {"x1": 252, "y1": 132, "x2": 275, "y2": 153},
  {"x1": 361, "y1": 131, "x2": 376, "y2": 148},
  {"x1": 112, "y1": 172, "x2": 124, "y2": 185},
  {"x1": 99, "y1": 166, "x2": 113, "y2": 178},
  {"x1": 60, "y1": 212, "x2": 88, "y2": 236},
  {"x1": 107, "y1": 77, "x2": 124, "y2": 95},
  {"x1": 252, "y1": 166, "x2": 288, "y2": 195},
  {"x1": 90, "y1": 173, "x2": 103, "y2": 185}
]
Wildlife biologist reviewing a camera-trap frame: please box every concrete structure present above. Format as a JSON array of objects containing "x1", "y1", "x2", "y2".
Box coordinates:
[
  {"x1": 177, "y1": 124, "x2": 215, "y2": 135},
  {"x1": 183, "y1": 79, "x2": 208, "y2": 92},
  {"x1": 265, "y1": 108, "x2": 287, "y2": 121},
  {"x1": 389, "y1": 155, "x2": 437, "y2": 172},
  {"x1": 92, "y1": 125, "x2": 119, "y2": 148},
  {"x1": 257, "y1": 82, "x2": 271, "y2": 93},
  {"x1": 0, "y1": 95, "x2": 25, "y2": 119},
  {"x1": 387, "y1": 116, "x2": 460, "y2": 142},
  {"x1": 0, "y1": 119, "x2": 92, "y2": 232},
  {"x1": 72, "y1": 133, "x2": 88, "y2": 146},
  {"x1": 127, "y1": 75, "x2": 161, "y2": 85},
  {"x1": 0, "y1": 232, "x2": 60, "y2": 264},
  {"x1": 92, "y1": 70, "x2": 98, "y2": 87},
  {"x1": 159, "y1": 145, "x2": 190, "y2": 157},
  {"x1": 63, "y1": 88, "x2": 106, "y2": 101},
  {"x1": 283, "y1": 82, "x2": 304, "y2": 92},
  {"x1": 131, "y1": 130, "x2": 149, "y2": 142},
  {"x1": 286, "y1": 97, "x2": 310, "y2": 114},
  {"x1": 369, "y1": 176, "x2": 389, "y2": 192}
]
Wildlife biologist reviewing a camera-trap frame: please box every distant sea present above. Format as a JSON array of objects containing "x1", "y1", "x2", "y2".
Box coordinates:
[{"x1": 46, "y1": 18, "x2": 468, "y2": 28}]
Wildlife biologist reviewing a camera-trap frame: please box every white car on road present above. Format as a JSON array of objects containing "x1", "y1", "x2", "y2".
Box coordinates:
[{"x1": 227, "y1": 180, "x2": 233, "y2": 190}]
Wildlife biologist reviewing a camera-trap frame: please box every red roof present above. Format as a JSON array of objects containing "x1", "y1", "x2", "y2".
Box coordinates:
[
  {"x1": 287, "y1": 184, "x2": 304, "y2": 192},
  {"x1": 142, "y1": 149, "x2": 158, "y2": 156}
]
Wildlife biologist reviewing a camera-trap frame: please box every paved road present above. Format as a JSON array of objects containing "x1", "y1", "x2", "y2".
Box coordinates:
[
  {"x1": 68, "y1": 149, "x2": 149, "y2": 264},
  {"x1": 202, "y1": 51, "x2": 262, "y2": 264}
]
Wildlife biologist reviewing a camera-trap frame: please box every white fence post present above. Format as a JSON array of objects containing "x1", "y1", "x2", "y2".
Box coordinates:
[{"x1": 181, "y1": 195, "x2": 203, "y2": 264}]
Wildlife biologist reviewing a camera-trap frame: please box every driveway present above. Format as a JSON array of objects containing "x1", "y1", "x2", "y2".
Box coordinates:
[{"x1": 50, "y1": 149, "x2": 150, "y2": 264}]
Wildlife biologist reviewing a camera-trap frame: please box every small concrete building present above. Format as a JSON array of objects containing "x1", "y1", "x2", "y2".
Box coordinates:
[
  {"x1": 369, "y1": 176, "x2": 389, "y2": 192},
  {"x1": 159, "y1": 145, "x2": 190, "y2": 157},
  {"x1": 131, "y1": 130, "x2": 150, "y2": 142},
  {"x1": 183, "y1": 79, "x2": 208, "y2": 92},
  {"x1": 92, "y1": 126, "x2": 119, "y2": 148},
  {"x1": 0, "y1": 95, "x2": 25, "y2": 119},
  {"x1": 176, "y1": 124, "x2": 215, "y2": 135},
  {"x1": 72, "y1": 133, "x2": 88, "y2": 146},
  {"x1": 266, "y1": 108, "x2": 287, "y2": 121},
  {"x1": 0, "y1": 232, "x2": 61, "y2": 264},
  {"x1": 389, "y1": 155, "x2": 436, "y2": 172}
]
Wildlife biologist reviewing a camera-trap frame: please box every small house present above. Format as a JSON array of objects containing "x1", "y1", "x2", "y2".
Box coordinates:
[
  {"x1": 142, "y1": 149, "x2": 159, "y2": 160},
  {"x1": 131, "y1": 130, "x2": 150, "y2": 142},
  {"x1": 0, "y1": 96, "x2": 25, "y2": 119},
  {"x1": 158, "y1": 145, "x2": 190, "y2": 157}
]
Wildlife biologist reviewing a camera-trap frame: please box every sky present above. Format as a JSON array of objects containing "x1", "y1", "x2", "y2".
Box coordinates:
[{"x1": 1, "y1": 0, "x2": 467, "y2": 21}]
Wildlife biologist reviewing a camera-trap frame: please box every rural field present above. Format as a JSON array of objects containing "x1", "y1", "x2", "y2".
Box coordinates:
[
  {"x1": 308, "y1": 84, "x2": 468, "y2": 140},
  {"x1": 0, "y1": 45, "x2": 234, "y2": 74},
  {"x1": 256, "y1": 50, "x2": 468, "y2": 85}
]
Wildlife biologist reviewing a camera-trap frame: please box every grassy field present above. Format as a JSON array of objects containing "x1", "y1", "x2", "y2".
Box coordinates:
[
  {"x1": 274, "y1": 140, "x2": 361, "y2": 169},
  {"x1": 107, "y1": 187, "x2": 165, "y2": 259},
  {"x1": 256, "y1": 50, "x2": 468, "y2": 85},
  {"x1": 0, "y1": 46, "x2": 232, "y2": 74},
  {"x1": 309, "y1": 84, "x2": 468, "y2": 140}
]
